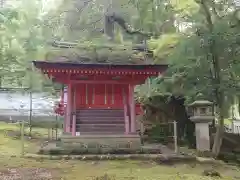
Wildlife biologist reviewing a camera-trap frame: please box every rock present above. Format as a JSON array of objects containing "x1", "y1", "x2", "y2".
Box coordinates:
[
  {"x1": 94, "y1": 173, "x2": 115, "y2": 180},
  {"x1": 202, "y1": 169, "x2": 221, "y2": 178},
  {"x1": 196, "y1": 157, "x2": 214, "y2": 162}
]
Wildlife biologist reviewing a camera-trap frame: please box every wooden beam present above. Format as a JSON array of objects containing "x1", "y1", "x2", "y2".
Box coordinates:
[
  {"x1": 41, "y1": 68, "x2": 161, "y2": 76},
  {"x1": 72, "y1": 86, "x2": 76, "y2": 136},
  {"x1": 123, "y1": 87, "x2": 129, "y2": 134},
  {"x1": 70, "y1": 80, "x2": 144, "y2": 85},
  {"x1": 66, "y1": 83, "x2": 72, "y2": 133},
  {"x1": 128, "y1": 84, "x2": 136, "y2": 133}
]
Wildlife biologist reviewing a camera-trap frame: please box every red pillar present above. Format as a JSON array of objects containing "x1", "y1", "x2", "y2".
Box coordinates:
[
  {"x1": 123, "y1": 86, "x2": 129, "y2": 134},
  {"x1": 60, "y1": 90, "x2": 67, "y2": 132},
  {"x1": 66, "y1": 83, "x2": 72, "y2": 133},
  {"x1": 124, "y1": 104, "x2": 130, "y2": 134},
  {"x1": 128, "y1": 84, "x2": 136, "y2": 133},
  {"x1": 63, "y1": 112, "x2": 66, "y2": 132},
  {"x1": 72, "y1": 86, "x2": 76, "y2": 136}
]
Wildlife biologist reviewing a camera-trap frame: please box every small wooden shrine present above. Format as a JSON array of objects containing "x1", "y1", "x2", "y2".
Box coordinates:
[{"x1": 33, "y1": 41, "x2": 167, "y2": 147}]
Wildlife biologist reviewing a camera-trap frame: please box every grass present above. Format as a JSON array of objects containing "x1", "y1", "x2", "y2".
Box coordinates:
[
  {"x1": 0, "y1": 122, "x2": 239, "y2": 180},
  {"x1": 224, "y1": 119, "x2": 233, "y2": 126},
  {"x1": 0, "y1": 121, "x2": 61, "y2": 155}
]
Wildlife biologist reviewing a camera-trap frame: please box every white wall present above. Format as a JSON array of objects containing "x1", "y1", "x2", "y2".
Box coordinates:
[{"x1": 0, "y1": 92, "x2": 59, "y2": 117}]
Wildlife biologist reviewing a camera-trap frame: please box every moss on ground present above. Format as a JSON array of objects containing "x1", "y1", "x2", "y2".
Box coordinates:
[{"x1": 0, "y1": 122, "x2": 239, "y2": 180}]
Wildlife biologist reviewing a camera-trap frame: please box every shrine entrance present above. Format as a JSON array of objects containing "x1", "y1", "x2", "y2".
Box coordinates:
[{"x1": 68, "y1": 83, "x2": 127, "y2": 135}]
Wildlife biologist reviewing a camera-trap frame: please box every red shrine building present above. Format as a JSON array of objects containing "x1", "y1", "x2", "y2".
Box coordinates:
[{"x1": 33, "y1": 42, "x2": 167, "y2": 145}]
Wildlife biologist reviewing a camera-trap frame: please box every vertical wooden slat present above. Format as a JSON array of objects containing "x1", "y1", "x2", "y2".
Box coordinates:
[
  {"x1": 104, "y1": 84, "x2": 107, "y2": 104},
  {"x1": 61, "y1": 87, "x2": 66, "y2": 132},
  {"x1": 66, "y1": 84, "x2": 72, "y2": 133},
  {"x1": 92, "y1": 85, "x2": 95, "y2": 105},
  {"x1": 106, "y1": 84, "x2": 112, "y2": 106},
  {"x1": 111, "y1": 84, "x2": 114, "y2": 104},
  {"x1": 87, "y1": 84, "x2": 93, "y2": 107},
  {"x1": 123, "y1": 86, "x2": 129, "y2": 134},
  {"x1": 92, "y1": 84, "x2": 106, "y2": 107},
  {"x1": 86, "y1": 84, "x2": 88, "y2": 105},
  {"x1": 114, "y1": 84, "x2": 124, "y2": 107},
  {"x1": 72, "y1": 86, "x2": 76, "y2": 136}
]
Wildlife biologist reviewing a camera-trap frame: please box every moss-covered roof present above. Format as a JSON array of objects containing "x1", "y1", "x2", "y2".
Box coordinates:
[{"x1": 45, "y1": 41, "x2": 155, "y2": 65}]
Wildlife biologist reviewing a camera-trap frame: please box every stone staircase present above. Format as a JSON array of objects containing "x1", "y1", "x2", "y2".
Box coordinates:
[{"x1": 72, "y1": 109, "x2": 125, "y2": 135}]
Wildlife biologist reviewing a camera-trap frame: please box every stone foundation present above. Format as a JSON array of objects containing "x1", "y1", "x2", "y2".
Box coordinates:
[{"x1": 60, "y1": 133, "x2": 141, "y2": 149}]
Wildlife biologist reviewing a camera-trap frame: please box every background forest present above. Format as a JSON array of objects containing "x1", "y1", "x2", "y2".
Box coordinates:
[{"x1": 0, "y1": 0, "x2": 239, "y2": 156}]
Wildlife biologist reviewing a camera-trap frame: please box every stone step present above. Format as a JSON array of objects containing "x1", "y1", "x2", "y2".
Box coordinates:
[
  {"x1": 77, "y1": 128, "x2": 125, "y2": 132},
  {"x1": 73, "y1": 109, "x2": 125, "y2": 134},
  {"x1": 76, "y1": 109, "x2": 124, "y2": 112},
  {"x1": 76, "y1": 109, "x2": 124, "y2": 117},
  {"x1": 76, "y1": 130, "x2": 124, "y2": 134},
  {"x1": 76, "y1": 126, "x2": 125, "y2": 133},
  {"x1": 72, "y1": 129, "x2": 124, "y2": 133},
  {"x1": 76, "y1": 117, "x2": 124, "y2": 121},
  {"x1": 74, "y1": 124, "x2": 125, "y2": 127},
  {"x1": 76, "y1": 120, "x2": 124, "y2": 124},
  {"x1": 73, "y1": 131, "x2": 126, "y2": 135},
  {"x1": 76, "y1": 109, "x2": 124, "y2": 113},
  {"x1": 72, "y1": 123, "x2": 124, "y2": 129},
  {"x1": 76, "y1": 113, "x2": 124, "y2": 118}
]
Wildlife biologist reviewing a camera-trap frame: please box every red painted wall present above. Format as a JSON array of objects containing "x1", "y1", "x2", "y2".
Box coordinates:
[{"x1": 75, "y1": 84, "x2": 128, "y2": 109}]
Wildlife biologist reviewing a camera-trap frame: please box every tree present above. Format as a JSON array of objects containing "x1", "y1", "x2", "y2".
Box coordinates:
[
  {"x1": 0, "y1": 0, "x2": 62, "y2": 94},
  {"x1": 196, "y1": 0, "x2": 240, "y2": 156},
  {"x1": 147, "y1": 0, "x2": 240, "y2": 156}
]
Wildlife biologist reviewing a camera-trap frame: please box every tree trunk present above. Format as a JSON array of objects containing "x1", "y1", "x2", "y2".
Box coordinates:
[
  {"x1": 211, "y1": 123, "x2": 224, "y2": 157},
  {"x1": 212, "y1": 95, "x2": 224, "y2": 157},
  {"x1": 211, "y1": 59, "x2": 225, "y2": 157},
  {"x1": 197, "y1": 0, "x2": 225, "y2": 157}
]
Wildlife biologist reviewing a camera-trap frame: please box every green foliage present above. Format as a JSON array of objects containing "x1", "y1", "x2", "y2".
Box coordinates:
[
  {"x1": 141, "y1": 0, "x2": 240, "y2": 106},
  {"x1": 148, "y1": 33, "x2": 180, "y2": 61},
  {"x1": 0, "y1": 1, "x2": 61, "y2": 94},
  {"x1": 1, "y1": 0, "x2": 240, "y2": 123}
]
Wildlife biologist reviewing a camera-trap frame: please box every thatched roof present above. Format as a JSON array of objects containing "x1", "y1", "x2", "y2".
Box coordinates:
[{"x1": 45, "y1": 40, "x2": 156, "y2": 65}]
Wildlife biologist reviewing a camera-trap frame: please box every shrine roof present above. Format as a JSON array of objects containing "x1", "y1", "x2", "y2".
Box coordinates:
[
  {"x1": 33, "y1": 60, "x2": 168, "y2": 71},
  {"x1": 33, "y1": 40, "x2": 168, "y2": 71}
]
